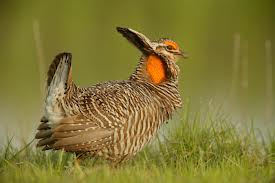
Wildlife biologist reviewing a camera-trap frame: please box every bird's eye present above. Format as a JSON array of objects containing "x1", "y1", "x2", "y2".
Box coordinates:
[{"x1": 166, "y1": 45, "x2": 174, "y2": 51}]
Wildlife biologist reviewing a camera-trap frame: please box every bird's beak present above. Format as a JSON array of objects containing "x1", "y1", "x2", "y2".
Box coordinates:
[
  {"x1": 116, "y1": 27, "x2": 154, "y2": 55},
  {"x1": 176, "y1": 49, "x2": 188, "y2": 59}
]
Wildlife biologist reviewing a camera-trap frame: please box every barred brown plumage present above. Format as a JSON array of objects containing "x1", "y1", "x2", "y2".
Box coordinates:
[{"x1": 35, "y1": 27, "x2": 187, "y2": 165}]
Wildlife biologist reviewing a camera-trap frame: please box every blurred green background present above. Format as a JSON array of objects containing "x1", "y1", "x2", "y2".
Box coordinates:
[{"x1": 0, "y1": 0, "x2": 274, "y2": 143}]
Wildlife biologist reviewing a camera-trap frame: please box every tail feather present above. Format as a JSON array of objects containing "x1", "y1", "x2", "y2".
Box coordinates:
[
  {"x1": 36, "y1": 119, "x2": 55, "y2": 150},
  {"x1": 36, "y1": 52, "x2": 73, "y2": 151},
  {"x1": 37, "y1": 122, "x2": 50, "y2": 130},
  {"x1": 35, "y1": 129, "x2": 52, "y2": 139},
  {"x1": 47, "y1": 52, "x2": 72, "y2": 89}
]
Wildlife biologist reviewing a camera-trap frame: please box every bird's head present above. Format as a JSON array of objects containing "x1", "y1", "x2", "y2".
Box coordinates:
[{"x1": 117, "y1": 27, "x2": 187, "y2": 84}]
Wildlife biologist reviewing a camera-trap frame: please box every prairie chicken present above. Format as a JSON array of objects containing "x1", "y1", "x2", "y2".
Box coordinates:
[{"x1": 35, "y1": 27, "x2": 186, "y2": 164}]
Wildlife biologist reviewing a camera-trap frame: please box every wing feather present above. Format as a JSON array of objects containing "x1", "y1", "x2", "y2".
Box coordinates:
[{"x1": 51, "y1": 115, "x2": 113, "y2": 152}]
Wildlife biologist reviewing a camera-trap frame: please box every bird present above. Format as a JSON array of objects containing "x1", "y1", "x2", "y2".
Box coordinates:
[{"x1": 35, "y1": 27, "x2": 187, "y2": 165}]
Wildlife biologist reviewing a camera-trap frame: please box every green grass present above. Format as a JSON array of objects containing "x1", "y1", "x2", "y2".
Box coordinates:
[{"x1": 0, "y1": 107, "x2": 274, "y2": 183}]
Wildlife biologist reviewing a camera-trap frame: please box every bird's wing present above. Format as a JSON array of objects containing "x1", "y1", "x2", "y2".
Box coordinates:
[{"x1": 50, "y1": 115, "x2": 113, "y2": 152}]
